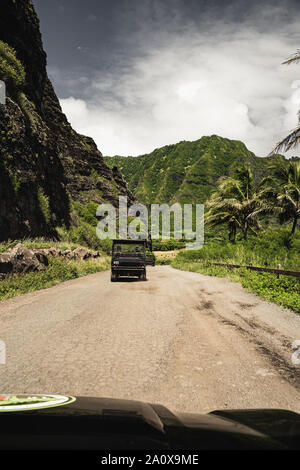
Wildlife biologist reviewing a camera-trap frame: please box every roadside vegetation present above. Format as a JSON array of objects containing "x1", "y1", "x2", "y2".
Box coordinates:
[
  {"x1": 171, "y1": 228, "x2": 300, "y2": 313},
  {"x1": 152, "y1": 239, "x2": 186, "y2": 251},
  {"x1": 172, "y1": 258, "x2": 300, "y2": 313},
  {"x1": 0, "y1": 235, "x2": 111, "y2": 301},
  {"x1": 0, "y1": 254, "x2": 110, "y2": 302},
  {"x1": 173, "y1": 228, "x2": 300, "y2": 269},
  {"x1": 56, "y1": 200, "x2": 113, "y2": 254},
  {"x1": 171, "y1": 158, "x2": 300, "y2": 313},
  {"x1": 0, "y1": 238, "x2": 87, "y2": 253}
]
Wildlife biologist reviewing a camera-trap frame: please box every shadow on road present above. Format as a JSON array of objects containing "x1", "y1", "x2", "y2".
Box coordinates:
[{"x1": 113, "y1": 277, "x2": 147, "y2": 283}]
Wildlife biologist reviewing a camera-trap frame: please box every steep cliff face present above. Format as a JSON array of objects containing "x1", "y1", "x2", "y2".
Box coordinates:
[{"x1": 0, "y1": 0, "x2": 134, "y2": 241}]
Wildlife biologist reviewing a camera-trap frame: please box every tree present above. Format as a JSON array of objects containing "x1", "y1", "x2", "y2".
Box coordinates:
[
  {"x1": 261, "y1": 161, "x2": 300, "y2": 236},
  {"x1": 206, "y1": 165, "x2": 268, "y2": 241},
  {"x1": 269, "y1": 49, "x2": 300, "y2": 154},
  {"x1": 206, "y1": 202, "x2": 240, "y2": 242}
]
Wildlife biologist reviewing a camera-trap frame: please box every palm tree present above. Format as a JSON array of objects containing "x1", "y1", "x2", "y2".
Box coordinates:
[
  {"x1": 206, "y1": 165, "x2": 267, "y2": 241},
  {"x1": 206, "y1": 202, "x2": 240, "y2": 242},
  {"x1": 261, "y1": 161, "x2": 300, "y2": 236},
  {"x1": 269, "y1": 49, "x2": 300, "y2": 155}
]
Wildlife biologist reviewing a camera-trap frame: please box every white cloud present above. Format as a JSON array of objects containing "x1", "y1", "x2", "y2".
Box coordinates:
[{"x1": 60, "y1": 11, "x2": 300, "y2": 157}]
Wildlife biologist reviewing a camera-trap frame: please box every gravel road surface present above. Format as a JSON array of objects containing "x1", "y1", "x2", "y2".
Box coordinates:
[{"x1": 0, "y1": 266, "x2": 299, "y2": 414}]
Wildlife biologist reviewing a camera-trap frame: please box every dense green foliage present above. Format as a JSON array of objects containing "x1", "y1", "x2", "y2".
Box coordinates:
[
  {"x1": 37, "y1": 187, "x2": 51, "y2": 225},
  {"x1": 104, "y1": 135, "x2": 292, "y2": 204},
  {"x1": 175, "y1": 228, "x2": 300, "y2": 270},
  {"x1": 0, "y1": 40, "x2": 36, "y2": 127},
  {"x1": 0, "y1": 40, "x2": 25, "y2": 91},
  {"x1": 56, "y1": 200, "x2": 112, "y2": 254},
  {"x1": 207, "y1": 165, "x2": 267, "y2": 241},
  {"x1": 152, "y1": 239, "x2": 186, "y2": 251},
  {"x1": 261, "y1": 161, "x2": 300, "y2": 236}
]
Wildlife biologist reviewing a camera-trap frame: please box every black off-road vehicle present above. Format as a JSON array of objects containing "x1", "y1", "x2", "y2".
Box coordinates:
[{"x1": 111, "y1": 239, "x2": 147, "y2": 281}]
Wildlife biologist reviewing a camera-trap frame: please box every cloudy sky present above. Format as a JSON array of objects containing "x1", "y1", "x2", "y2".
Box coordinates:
[{"x1": 33, "y1": 0, "x2": 300, "y2": 157}]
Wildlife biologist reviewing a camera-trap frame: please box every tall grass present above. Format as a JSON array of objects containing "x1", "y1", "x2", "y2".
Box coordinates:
[
  {"x1": 0, "y1": 238, "x2": 91, "y2": 253},
  {"x1": 171, "y1": 259, "x2": 300, "y2": 313},
  {"x1": 176, "y1": 228, "x2": 300, "y2": 270},
  {"x1": 172, "y1": 228, "x2": 300, "y2": 313},
  {"x1": 0, "y1": 256, "x2": 110, "y2": 301}
]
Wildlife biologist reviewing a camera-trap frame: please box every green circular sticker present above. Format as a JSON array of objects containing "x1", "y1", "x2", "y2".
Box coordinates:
[{"x1": 0, "y1": 394, "x2": 76, "y2": 412}]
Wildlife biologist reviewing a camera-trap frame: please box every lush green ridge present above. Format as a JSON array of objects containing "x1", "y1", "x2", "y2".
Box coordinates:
[{"x1": 104, "y1": 135, "x2": 295, "y2": 204}]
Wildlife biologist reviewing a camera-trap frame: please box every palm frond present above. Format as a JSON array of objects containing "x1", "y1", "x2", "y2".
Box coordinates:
[
  {"x1": 278, "y1": 193, "x2": 297, "y2": 208},
  {"x1": 269, "y1": 50, "x2": 300, "y2": 155},
  {"x1": 268, "y1": 125, "x2": 300, "y2": 155},
  {"x1": 282, "y1": 49, "x2": 300, "y2": 65}
]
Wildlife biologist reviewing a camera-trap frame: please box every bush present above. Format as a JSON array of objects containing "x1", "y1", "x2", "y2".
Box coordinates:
[
  {"x1": 56, "y1": 222, "x2": 112, "y2": 254},
  {"x1": 37, "y1": 187, "x2": 51, "y2": 224},
  {"x1": 72, "y1": 201, "x2": 99, "y2": 226},
  {"x1": 176, "y1": 228, "x2": 300, "y2": 270},
  {"x1": 0, "y1": 256, "x2": 110, "y2": 301},
  {"x1": 152, "y1": 238, "x2": 186, "y2": 251}
]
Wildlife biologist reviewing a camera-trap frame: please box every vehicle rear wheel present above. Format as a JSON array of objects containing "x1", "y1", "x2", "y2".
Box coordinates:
[
  {"x1": 141, "y1": 271, "x2": 147, "y2": 281},
  {"x1": 111, "y1": 273, "x2": 117, "y2": 282}
]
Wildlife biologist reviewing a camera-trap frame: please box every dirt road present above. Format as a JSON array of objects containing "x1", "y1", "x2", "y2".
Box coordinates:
[{"x1": 0, "y1": 266, "x2": 299, "y2": 414}]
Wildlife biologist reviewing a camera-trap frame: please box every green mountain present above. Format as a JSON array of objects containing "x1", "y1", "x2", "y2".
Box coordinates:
[{"x1": 104, "y1": 135, "x2": 293, "y2": 204}]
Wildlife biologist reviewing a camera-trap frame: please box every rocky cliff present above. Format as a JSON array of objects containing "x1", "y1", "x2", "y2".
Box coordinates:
[{"x1": 0, "y1": 0, "x2": 134, "y2": 242}]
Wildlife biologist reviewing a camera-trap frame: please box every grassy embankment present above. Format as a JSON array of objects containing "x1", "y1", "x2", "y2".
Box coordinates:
[
  {"x1": 0, "y1": 239, "x2": 110, "y2": 302},
  {"x1": 0, "y1": 200, "x2": 115, "y2": 301},
  {"x1": 171, "y1": 228, "x2": 300, "y2": 313}
]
